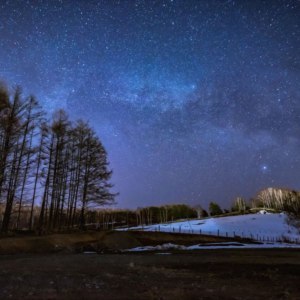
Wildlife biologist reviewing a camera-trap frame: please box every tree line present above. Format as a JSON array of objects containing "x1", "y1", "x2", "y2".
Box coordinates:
[
  {"x1": 0, "y1": 84, "x2": 115, "y2": 234},
  {"x1": 78, "y1": 204, "x2": 199, "y2": 230},
  {"x1": 76, "y1": 187, "x2": 300, "y2": 230},
  {"x1": 213, "y1": 187, "x2": 300, "y2": 217}
]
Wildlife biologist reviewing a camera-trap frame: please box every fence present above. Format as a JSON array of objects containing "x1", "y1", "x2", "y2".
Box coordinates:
[{"x1": 148, "y1": 225, "x2": 300, "y2": 244}]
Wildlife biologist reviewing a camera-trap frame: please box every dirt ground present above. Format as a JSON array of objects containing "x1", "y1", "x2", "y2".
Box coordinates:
[
  {"x1": 0, "y1": 231, "x2": 253, "y2": 254},
  {"x1": 1, "y1": 249, "x2": 300, "y2": 300}
]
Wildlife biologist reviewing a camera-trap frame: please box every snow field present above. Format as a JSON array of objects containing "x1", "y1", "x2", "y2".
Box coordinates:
[{"x1": 123, "y1": 212, "x2": 300, "y2": 244}]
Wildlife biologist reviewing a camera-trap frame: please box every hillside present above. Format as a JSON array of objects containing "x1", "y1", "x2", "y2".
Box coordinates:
[{"x1": 124, "y1": 212, "x2": 300, "y2": 244}]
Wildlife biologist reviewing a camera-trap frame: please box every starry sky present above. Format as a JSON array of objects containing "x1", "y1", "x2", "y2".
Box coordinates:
[{"x1": 0, "y1": 0, "x2": 299, "y2": 209}]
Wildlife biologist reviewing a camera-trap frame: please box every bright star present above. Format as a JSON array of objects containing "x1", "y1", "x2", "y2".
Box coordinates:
[{"x1": 261, "y1": 165, "x2": 269, "y2": 173}]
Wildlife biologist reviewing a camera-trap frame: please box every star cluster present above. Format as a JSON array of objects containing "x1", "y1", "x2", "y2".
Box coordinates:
[{"x1": 0, "y1": 0, "x2": 299, "y2": 208}]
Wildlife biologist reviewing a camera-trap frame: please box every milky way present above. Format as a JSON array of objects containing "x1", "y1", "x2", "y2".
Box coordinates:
[{"x1": 0, "y1": 0, "x2": 299, "y2": 208}]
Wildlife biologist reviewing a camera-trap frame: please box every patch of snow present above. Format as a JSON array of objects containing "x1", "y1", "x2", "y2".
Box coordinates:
[
  {"x1": 124, "y1": 241, "x2": 300, "y2": 252},
  {"x1": 257, "y1": 210, "x2": 271, "y2": 214}
]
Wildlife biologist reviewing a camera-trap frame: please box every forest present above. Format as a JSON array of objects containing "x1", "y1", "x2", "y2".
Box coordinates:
[{"x1": 0, "y1": 84, "x2": 114, "y2": 234}]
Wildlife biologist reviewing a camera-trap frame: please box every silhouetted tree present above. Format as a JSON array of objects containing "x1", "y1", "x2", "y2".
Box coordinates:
[{"x1": 209, "y1": 202, "x2": 223, "y2": 216}]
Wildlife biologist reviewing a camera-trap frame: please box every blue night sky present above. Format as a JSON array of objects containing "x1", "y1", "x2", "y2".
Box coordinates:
[{"x1": 0, "y1": 0, "x2": 299, "y2": 209}]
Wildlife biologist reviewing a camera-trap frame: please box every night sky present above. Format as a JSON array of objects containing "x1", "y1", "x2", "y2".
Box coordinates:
[{"x1": 0, "y1": 0, "x2": 299, "y2": 209}]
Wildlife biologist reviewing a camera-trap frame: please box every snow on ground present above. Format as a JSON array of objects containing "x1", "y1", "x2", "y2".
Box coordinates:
[
  {"x1": 124, "y1": 241, "x2": 300, "y2": 252},
  {"x1": 121, "y1": 212, "x2": 300, "y2": 243}
]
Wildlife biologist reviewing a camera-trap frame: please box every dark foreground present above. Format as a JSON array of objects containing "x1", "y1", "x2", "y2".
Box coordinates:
[{"x1": 1, "y1": 249, "x2": 300, "y2": 300}]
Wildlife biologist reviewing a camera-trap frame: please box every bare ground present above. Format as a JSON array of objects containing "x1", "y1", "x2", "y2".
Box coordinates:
[
  {"x1": 0, "y1": 232, "x2": 300, "y2": 299},
  {"x1": 0, "y1": 249, "x2": 300, "y2": 299}
]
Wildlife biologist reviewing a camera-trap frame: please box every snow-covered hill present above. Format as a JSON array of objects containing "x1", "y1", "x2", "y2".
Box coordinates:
[{"x1": 125, "y1": 212, "x2": 300, "y2": 243}]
